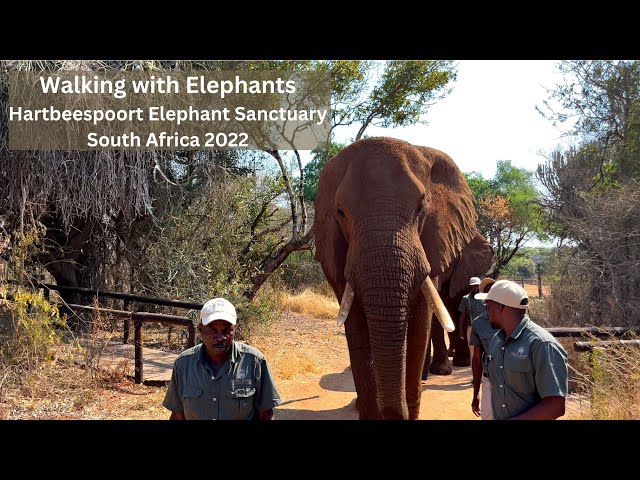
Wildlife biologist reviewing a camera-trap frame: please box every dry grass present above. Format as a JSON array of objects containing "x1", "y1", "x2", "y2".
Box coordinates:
[
  {"x1": 568, "y1": 334, "x2": 640, "y2": 419},
  {"x1": 279, "y1": 289, "x2": 339, "y2": 320},
  {"x1": 248, "y1": 311, "x2": 346, "y2": 381},
  {"x1": 0, "y1": 359, "x2": 167, "y2": 419}
]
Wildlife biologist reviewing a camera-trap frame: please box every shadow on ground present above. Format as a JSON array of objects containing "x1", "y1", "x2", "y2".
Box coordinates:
[
  {"x1": 275, "y1": 398, "x2": 358, "y2": 420},
  {"x1": 319, "y1": 366, "x2": 356, "y2": 392}
]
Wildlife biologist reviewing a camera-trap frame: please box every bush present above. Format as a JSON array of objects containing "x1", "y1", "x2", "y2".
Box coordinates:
[
  {"x1": 571, "y1": 335, "x2": 640, "y2": 419},
  {"x1": 1, "y1": 288, "x2": 68, "y2": 399}
]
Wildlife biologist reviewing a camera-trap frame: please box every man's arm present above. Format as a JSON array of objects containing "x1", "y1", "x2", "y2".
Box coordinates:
[
  {"x1": 253, "y1": 357, "x2": 282, "y2": 420},
  {"x1": 459, "y1": 311, "x2": 468, "y2": 340},
  {"x1": 169, "y1": 411, "x2": 186, "y2": 420},
  {"x1": 512, "y1": 340, "x2": 568, "y2": 420},
  {"x1": 471, "y1": 345, "x2": 484, "y2": 417},
  {"x1": 508, "y1": 396, "x2": 565, "y2": 420},
  {"x1": 257, "y1": 409, "x2": 274, "y2": 421},
  {"x1": 163, "y1": 363, "x2": 185, "y2": 419}
]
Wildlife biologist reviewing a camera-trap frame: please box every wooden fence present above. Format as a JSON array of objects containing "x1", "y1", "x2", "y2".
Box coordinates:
[{"x1": 36, "y1": 283, "x2": 202, "y2": 384}]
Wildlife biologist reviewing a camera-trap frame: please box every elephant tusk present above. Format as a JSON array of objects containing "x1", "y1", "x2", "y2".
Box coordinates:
[
  {"x1": 337, "y1": 282, "x2": 355, "y2": 327},
  {"x1": 421, "y1": 276, "x2": 455, "y2": 333}
]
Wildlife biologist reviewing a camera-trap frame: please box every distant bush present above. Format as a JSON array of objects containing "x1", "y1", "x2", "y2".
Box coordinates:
[
  {"x1": 1, "y1": 288, "x2": 67, "y2": 399},
  {"x1": 571, "y1": 334, "x2": 640, "y2": 419}
]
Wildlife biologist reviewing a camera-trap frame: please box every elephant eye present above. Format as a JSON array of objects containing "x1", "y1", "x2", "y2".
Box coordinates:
[{"x1": 336, "y1": 207, "x2": 346, "y2": 218}]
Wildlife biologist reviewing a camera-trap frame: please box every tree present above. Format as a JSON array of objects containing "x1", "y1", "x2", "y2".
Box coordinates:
[
  {"x1": 353, "y1": 61, "x2": 457, "y2": 140},
  {"x1": 538, "y1": 60, "x2": 640, "y2": 181},
  {"x1": 536, "y1": 60, "x2": 640, "y2": 324},
  {"x1": 302, "y1": 143, "x2": 345, "y2": 202},
  {"x1": 465, "y1": 161, "x2": 542, "y2": 277},
  {"x1": 245, "y1": 60, "x2": 458, "y2": 298}
]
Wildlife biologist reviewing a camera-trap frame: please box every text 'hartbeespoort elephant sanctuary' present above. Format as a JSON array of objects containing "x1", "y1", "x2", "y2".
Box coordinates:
[{"x1": 314, "y1": 137, "x2": 493, "y2": 420}]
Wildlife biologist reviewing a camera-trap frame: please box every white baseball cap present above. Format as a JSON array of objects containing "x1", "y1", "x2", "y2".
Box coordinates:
[
  {"x1": 200, "y1": 298, "x2": 237, "y2": 326},
  {"x1": 469, "y1": 277, "x2": 481, "y2": 286},
  {"x1": 475, "y1": 280, "x2": 529, "y2": 309}
]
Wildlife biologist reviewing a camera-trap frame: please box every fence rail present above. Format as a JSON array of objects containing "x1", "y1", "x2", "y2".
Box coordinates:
[
  {"x1": 546, "y1": 326, "x2": 640, "y2": 337},
  {"x1": 31, "y1": 283, "x2": 203, "y2": 384},
  {"x1": 574, "y1": 339, "x2": 640, "y2": 352},
  {"x1": 39, "y1": 282, "x2": 204, "y2": 310}
]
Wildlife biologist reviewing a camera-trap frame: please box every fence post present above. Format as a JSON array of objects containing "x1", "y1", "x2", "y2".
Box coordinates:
[
  {"x1": 134, "y1": 318, "x2": 143, "y2": 384},
  {"x1": 123, "y1": 299, "x2": 131, "y2": 344},
  {"x1": 187, "y1": 323, "x2": 195, "y2": 348},
  {"x1": 536, "y1": 263, "x2": 543, "y2": 298}
]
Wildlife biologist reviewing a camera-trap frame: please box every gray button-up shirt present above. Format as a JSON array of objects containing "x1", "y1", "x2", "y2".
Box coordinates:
[
  {"x1": 163, "y1": 341, "x2": 282, "y2": 420},
  {"x1": 469, "y1": 312, "x2": 499, "y2": 376},
  {"x1": 487, "y1": 315, "x2": 568, "y2": 420},
  {"x1": 458, "y1": 293, "x2": 486, "y2": 323}
]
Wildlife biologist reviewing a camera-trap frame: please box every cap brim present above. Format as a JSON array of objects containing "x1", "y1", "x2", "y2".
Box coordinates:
[
  {"x1": 474, "y1": 292, "x2": 489, "y2": 301},
  {"x1": 201, "y1": 312, "x2": 237, "y2": 326}
]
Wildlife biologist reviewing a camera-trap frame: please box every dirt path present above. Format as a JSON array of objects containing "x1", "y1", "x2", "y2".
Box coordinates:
[{"x1": 250, "y1": 312, "x2": 478, "y2": 420}]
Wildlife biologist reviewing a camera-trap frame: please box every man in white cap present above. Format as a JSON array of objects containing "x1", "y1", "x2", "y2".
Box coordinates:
[
  {"x1": 163, "y1": 297, "x2": 282, "y2": 420},
  {"x1": 469, "y1": 277, "x2": 498, "y2": 419},
  {"x1": 454, "y1": 277, "x2": 485, "y2": 364},
  {"x1": 475, "y1": 280, "x2": 568, "y2": 420}
]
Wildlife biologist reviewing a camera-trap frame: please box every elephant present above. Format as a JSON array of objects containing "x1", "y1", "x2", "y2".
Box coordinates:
[
  {"x1": 314, "y1": 137, "x2": 492, "y2": 420},
  {"x1": 423, "y1": 232, "x2": 493, "y2": 378}
]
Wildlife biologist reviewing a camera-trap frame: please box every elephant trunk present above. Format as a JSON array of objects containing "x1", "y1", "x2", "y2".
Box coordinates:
[{"x1": 348, "y1": 221, "x2": 429, "y2": 420}]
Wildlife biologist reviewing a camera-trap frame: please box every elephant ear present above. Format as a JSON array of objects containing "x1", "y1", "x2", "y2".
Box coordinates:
[
  {"x1": 416, "y1": 146, "x2": 480, "y2": 278},
  {"x1": 448, "y1": 232, "x2": 494, "y2": 298},
  {"x1": 313, "y1": 146, "x2": 352, "y2": 297}
]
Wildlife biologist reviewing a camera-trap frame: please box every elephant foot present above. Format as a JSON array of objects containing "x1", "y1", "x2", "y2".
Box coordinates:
[
  {"x1": 429, "y1": 359, "x2": 452, "y2": 376},
  {"x1": 452, "y1": 357, "x2": 471, "y2": 367}
]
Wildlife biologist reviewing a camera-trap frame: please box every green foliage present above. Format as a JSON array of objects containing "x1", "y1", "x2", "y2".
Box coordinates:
[
  {"x1": 464, "y1": 162, "x2": 543, "y2": 276},
  {"x1": 354, "y1": 61, "x2": 457, "y2": 139},
  {"x1": 302, "y1": 143, "x2": 345, "y2": 202},
  {"x1": 1, "y1": 289, "x2": 67, "y2": 370},
  {"x1": 500, "y1": 246, "x2": 557, "y2": 278}
]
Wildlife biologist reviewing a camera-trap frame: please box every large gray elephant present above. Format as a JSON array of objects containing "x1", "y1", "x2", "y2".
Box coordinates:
[
  {"x1": 314, "y1": 137, "x2": 492, "y2": 420},
  {"x1": 424, "y1": 233, "x2": 493, "y2": 378}
]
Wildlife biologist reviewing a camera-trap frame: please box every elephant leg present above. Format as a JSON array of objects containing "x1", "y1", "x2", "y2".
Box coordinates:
[
  {"x1": 429, "y1": 316, "x2": 453, "y2": 375},
  {"x1": 344, "y1": 301, "x2": 381, "y2": 420},
  {"x1": 406, "y1": 299, "x2": 429, "y2": 420}
]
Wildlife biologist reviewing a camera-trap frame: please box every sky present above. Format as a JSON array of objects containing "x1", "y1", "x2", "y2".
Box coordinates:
[{"x1": 329, "y1": 60, "x2": 575, "y2": 179}]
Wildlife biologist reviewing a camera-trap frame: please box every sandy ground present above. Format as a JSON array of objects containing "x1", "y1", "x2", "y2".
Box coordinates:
[{"x1": 250, "y1": 312, "x2": 478, "y2": 420}]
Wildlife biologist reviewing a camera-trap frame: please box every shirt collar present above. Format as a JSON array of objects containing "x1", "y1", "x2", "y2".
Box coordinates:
[
  {"x1": 509, "y1": 315, "x2": 530, "y2": 340},
  {"x1": 197, "y1": 341, "x2": 240, "y2": 368},
  {"x1": 229, "y1": 340, "x2": 240, "y2": 364}
]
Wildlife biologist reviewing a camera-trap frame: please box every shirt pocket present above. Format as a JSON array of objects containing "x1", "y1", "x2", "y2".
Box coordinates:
[
  {"x1": 181, "y1": 386, "x2": 204, "y2": 419},
  {"x1": 504, "y1": 358, "x2": 532, "y2": 394},
  {"x1": 227, "y1": 379, "x2": 256, "y2": 419}
]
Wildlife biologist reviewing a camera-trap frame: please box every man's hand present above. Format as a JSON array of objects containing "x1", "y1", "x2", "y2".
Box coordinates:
[
  {"x1": 257, "y1": 408, "x2": 274, "y2": 420},
  {"x1": 471, "y1": 396, "x2": 480, "y2": 417}
]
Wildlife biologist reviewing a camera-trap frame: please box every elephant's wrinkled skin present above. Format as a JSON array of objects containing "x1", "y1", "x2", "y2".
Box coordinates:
[{"x1": 314, "y1": 137, "x2": 492, "y2": 419}]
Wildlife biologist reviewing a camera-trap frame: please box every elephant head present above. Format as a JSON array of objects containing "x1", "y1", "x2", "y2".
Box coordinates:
[{"x1": 314, "y1": 137, "x2": 492, "y2": 419}]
